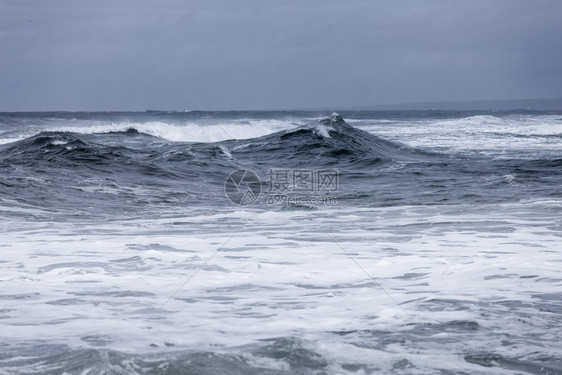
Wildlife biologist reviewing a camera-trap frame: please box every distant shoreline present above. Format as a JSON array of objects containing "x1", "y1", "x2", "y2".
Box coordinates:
[{"x1": 353, "y1": 98, "x2": 562, "y2": 111}]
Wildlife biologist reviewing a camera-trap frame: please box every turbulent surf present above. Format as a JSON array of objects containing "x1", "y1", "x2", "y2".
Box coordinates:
[{"x1": 1, "y1": 110, "x2": 561, "y2": 374}]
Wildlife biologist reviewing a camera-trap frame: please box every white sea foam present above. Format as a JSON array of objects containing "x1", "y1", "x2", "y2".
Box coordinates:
[
  {"x1": 1, "y1": 201, "x2": 561, "y2": 371},
  {"x1": 0, "y1": 119, "x2": 298, "y2": 145},
  {"x1": 358, "y1": 114, "x2": 562, "y2": 158}
]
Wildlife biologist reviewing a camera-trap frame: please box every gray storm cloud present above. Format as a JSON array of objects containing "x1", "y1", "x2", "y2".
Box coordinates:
[{"x1": 1, "y1": 0, "x2": 561, "y2": 110}]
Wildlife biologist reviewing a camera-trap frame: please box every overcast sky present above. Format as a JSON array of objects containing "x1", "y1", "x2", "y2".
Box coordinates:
[{"x1": 1, "y1": 0, "x2": 561, "y2": 111}]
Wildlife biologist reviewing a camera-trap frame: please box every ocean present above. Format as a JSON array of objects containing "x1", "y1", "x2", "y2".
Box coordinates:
[{"x1": 0, "y1": 110, "x2": 561, "y2": 374}]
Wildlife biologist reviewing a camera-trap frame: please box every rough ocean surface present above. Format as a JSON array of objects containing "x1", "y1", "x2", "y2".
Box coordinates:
[{"x1": 1, "y1": 110, "x2": 561, "y2": 374}]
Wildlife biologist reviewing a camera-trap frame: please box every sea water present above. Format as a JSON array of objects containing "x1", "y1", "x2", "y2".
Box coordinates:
[{"x1": 0, "y1": 111, "x2": 561, "y2": 374}]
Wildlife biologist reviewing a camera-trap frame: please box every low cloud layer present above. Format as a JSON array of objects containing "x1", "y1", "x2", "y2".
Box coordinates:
[{"x1": 1, "y1": 0, "x2": 561, "y2": 110}]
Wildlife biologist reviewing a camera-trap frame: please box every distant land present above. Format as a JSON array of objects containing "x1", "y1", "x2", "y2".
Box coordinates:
[{"x1": 352, "y1": 98, "x2": 562, "y2": 111}]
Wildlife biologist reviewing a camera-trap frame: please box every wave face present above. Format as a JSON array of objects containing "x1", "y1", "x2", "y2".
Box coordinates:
[
  {"x1": 1, "y1": 110, "x2": 562, "y2": 374},
  {"x1": 1, "y1": 111, "x2": 560, "y2": 218},
  {"x1": 228, "y1": 113, "x2": 434, "y2": 167}
]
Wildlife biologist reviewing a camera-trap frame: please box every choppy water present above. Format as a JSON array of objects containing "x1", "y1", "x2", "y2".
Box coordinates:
[{"x1": 1, "y1": 110, "x2": 561, "y2": 374}]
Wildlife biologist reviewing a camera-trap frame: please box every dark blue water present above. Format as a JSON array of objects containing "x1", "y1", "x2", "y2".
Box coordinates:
[{"x1": 1, "y1": 112, "x2": 560, "y2": 219}]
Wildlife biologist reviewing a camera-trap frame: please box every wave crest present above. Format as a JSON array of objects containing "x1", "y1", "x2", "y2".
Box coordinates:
[{"x1": 0, "y1": 119, "x2": 296, "y2": 145}]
